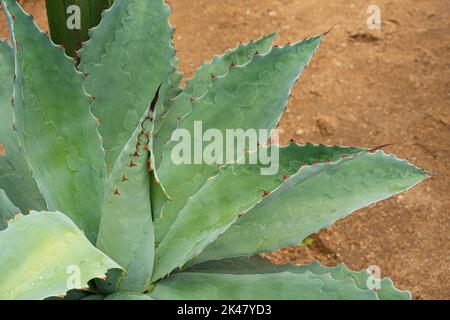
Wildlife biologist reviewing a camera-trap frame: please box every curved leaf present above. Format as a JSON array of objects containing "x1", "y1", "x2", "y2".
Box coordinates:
[
  {"x1": 152, "y1": 144, "x2": 363, "y2": 280},
  {"x1": 154, "y1": 36, "x2": 324, "y2": 246},
  {"x1": 79, "y1": 0, "x2": 175, "y2": 173},
  {"x1": 192, "y1": 151, "x2": 429, "y2": 265},
  {"x1": 290, "y1": 261, "x2": 412, "y2": 300},
  {"x1": 0, "y1": 188, "x2": 20, "y2": 230},
  {"x1": 188, "y1": 257, "x2": 411, "y2": 300},
  {"x1": 0, "y1": 211, "x2": 120, "y2": 300},
  {"x1": 163, "y1": 55, "x2": 183, "y2": 106},
  {"x1": 153, "y1": 33, "x2": 277, "y2": 168},
  {"x1": 1, "y1": 0, "x2": 107, "y2": 242},
  {"x1": 96, "y1": 116, "x2": 154, "y2": 293},
  {"x1": 0, "y1": 39, "x2": 45, "y2": 213},
  {"x1": 44, "y1": 0, "x2": 111, "y2": 57},
  {"x1": 186, "y1": 255, "x2": 274, "y2": 274},
  {"x1": 185, "y1": 32, "x2": 278, "y2": 98},
  {"x1": 151, "y1": 271, "x2": 377, "y2": 300}
]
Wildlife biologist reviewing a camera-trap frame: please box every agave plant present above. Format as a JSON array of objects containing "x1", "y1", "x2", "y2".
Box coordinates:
[{"x1": 0, "y1": 0, "x2": 428, "y2": 300}]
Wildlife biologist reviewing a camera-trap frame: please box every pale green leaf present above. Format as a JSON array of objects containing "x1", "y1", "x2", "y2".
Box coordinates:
[
  {"x1": 2, "y1": 0, "x2": 107, "y2": 242},
  {"x1": 0, "y1": 188, "x2": 20, "y2": 230},
  {"x1": 0, "y1": 211, "x2": 120, "y2": 300},
  {"x1": 152, "y1": 144, "x2": 362, "y2": 280},
  {"x1": 0, "y1": 39, "x2": 45, "y2": 213},
  {"x1": 96, "y1": 116, "x2": 154, "y2": 293},
  {"x1": 153, "y1": 32, "x2": 278, "y2": 167},
  {"x1": 151, "y1": 271, "x2": 377, "y2": 300},
  {"x1": 154, "y1": 36, "x2": 324, "y2": 247},
  {"x1": 188, "y1": 257, "x2": 411, "y2": 300},
  {"x1": 79, "y1": 0, "x2": 175, "y2": 173},
  {"x1": 192, "y1": 151, "x2": 429, "y2": 265}
]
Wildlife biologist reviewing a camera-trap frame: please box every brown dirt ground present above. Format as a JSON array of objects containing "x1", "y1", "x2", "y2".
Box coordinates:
[{"x1": 1, "y1": 0, "x2": 449, "y2": 299}]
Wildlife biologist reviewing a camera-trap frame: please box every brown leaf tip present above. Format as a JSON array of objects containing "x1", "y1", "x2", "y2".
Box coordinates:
[{"x1": 368, "y1": 143, "x2": 394, "y2": 152}]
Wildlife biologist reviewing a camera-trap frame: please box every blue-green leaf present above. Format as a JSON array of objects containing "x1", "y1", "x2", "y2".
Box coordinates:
[
  {"x1": 0, "y1": 39, "x2": 45, "y2": 213},
  {"x1": 1, "y1": 0, "x2": 107, "y2": 242},
  {"x1": 0, "y1": 211, "x2": 120, "y2": 300},
  {"x1": 79, "y1": 0, "x2": 175, "y2": 173}
]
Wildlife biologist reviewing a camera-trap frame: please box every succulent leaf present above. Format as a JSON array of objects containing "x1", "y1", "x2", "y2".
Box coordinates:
[
  {"x1": 152, "y1": 144, "x2": 361, "y2": 280},
  {"x1": 191, "y1": 150, "x2": 429, "y2": 265},
  {"x1": 0, "y1": 211, "x2": 120, "y2": 300},
  {"x1": 185, "y1": 32, "x2": 278, "y2": 98},
  {"x1": 44, "y1": 0, "x2": 112, "y2": 57},
  {"x1": 1, "y1": 0, "x2": 107, "y2": 243},
  {"x1": 188, "y1": 257, "x2": 411, "y2": 300},
  {"x1": 0, "y1": 188, "x2": 20, "y2": 230},
  {"x1": 0, "y1": 39, "x2": 46, "y2": 213},
  {"x1": 153, "y1": 36, "x2": 324, "y2": 246},
  {"x1": 96, "y1": 114, "x2": 155, "y2": 293},
  {"x1": 78, "y1": 0, "x2": 175, "y2": 173},
  {"x1": 153, "y1": 32, "x2": 278, "y2": 170},
  {"x1": 289, "y1": 261, "x2": 412, "y2": 300},
  {"x1": 151, "y1": 270, "x2": 378, "y2": 300},
  {"x1": 163, "y1": 55, "x2": 183, "y2": 106}
]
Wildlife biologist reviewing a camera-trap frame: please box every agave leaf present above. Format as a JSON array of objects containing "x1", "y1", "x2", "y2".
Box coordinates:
[
  {"x1": 78, "y1": 0, "x2": 175, "y2": 173},
  {"x1": 0, "y1": 188, "x2": 20, "y2": 230},
  {"x1": 185, "y1": 32, "x2": 278, "y2": 98},
  {"x1": 0, "y1": 211, "x2": 120, "y2": 300},
  {"x1": 96, "y1": 115, "x2": 155, "y2": 293},
  {"x1": 191, "y1": 151, "x2": 429, "y2": 265},
  {"x1": 290, "y1": 261, "x2": 412, "y2": 300},
  {"x1": 153, "y1": 32, "x2": 277, "y2": 171},
  {"x1": 188, "y1": 257, "x2": 411, "y2": 300},
  {"x1": 1, "y1": 0, "x2": 107, "y2": 242},
  {"x1": 44, "y1": 0, "x2": 111, "y2": 57},
  {"x1": 186, "y1": 255, "x2": 274, "y2": 273},
  {"x1": 163, "y1": 55, "x2": 183, "y2": 106},
  {"x1": 152, "y1": 144, "x2": 362, "y2": 280},
  {"x1": 153, "y1": 36, "x2": 324, "y2": 245},
  {"x1": 0, "y1": 39, "x2": 46, "y2": 213},
  {"x1": 151, "y1": 270, "x2": 377, "y2": 300}
]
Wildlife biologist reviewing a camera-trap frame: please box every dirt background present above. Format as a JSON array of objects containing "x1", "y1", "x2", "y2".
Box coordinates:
[{"x1": 1, "y1": 0, "x2": 449, "y2": 299}]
